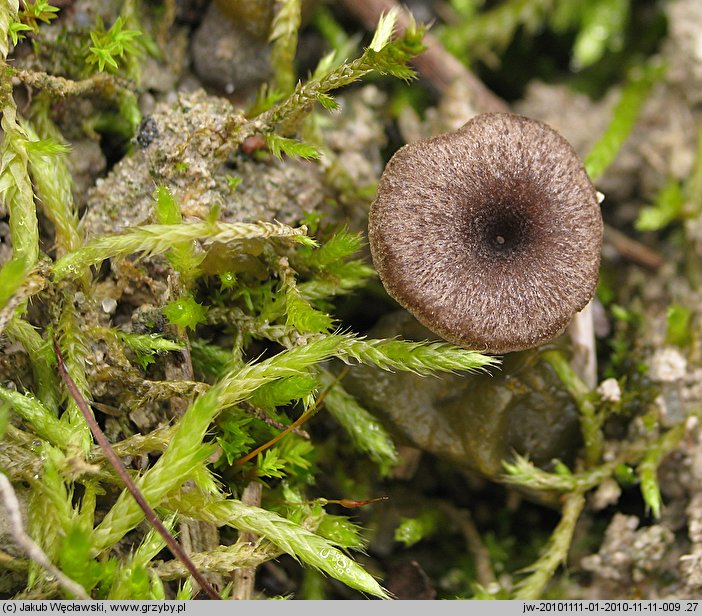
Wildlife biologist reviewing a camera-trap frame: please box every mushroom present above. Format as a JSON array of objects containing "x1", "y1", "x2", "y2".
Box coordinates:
[{"x1": 368, "y1": 112, "x2": 603, "y2": 354}]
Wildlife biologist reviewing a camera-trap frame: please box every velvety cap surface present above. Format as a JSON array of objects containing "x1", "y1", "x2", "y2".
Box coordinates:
[{"x1": 368, "y1": 112, "x2": 603, "y2": 354}]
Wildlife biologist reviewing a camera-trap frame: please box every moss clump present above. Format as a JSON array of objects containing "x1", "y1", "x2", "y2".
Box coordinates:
[{"x1": 2, "y1": 0, "x2": 702, "y2": 603}]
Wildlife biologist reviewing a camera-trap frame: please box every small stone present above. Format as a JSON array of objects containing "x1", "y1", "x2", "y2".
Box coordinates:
[
  {"x1": 101, "y1": 298, "x2": 118, "y2": 314},
  {"x1": 590, "y1": 478, "x2": 622, "y2": 511},
  {"x1": 597, "y1": 378, "x2": 622, "y2": 403},
  {"x1": 649, "y1": 347, "x2": 687, "y2": 382},
  {"x1": 191, "y1": 3, "x2": 271, "y2": 97}
]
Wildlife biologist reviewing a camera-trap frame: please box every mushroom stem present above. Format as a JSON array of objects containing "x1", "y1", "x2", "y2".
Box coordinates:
[{"x1": 567, "y1": 301, "x2": 598, "y2": 390}]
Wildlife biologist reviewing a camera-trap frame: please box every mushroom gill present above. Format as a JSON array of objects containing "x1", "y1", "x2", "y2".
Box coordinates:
[{"x1": 368, "y1": 112, "x2": 603, "y2": 354}]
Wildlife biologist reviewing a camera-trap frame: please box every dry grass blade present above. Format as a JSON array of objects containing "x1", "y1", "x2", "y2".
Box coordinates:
[{"x1": 0, "y1": 473, "x2": 90, "y2": 599}]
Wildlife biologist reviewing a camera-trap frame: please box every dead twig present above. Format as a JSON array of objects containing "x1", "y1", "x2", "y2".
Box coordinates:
[
  {"x1": 0, "y1": 473, "x2": 90, "y2": 599},
  {"x1": 339, "y1": 0, "x2": 508, "y2": 113},
  {"x1": 604, "y1": 224, "x2": 664, "y2": 269},
  {"x1": 53, "y1": 340, "x2": 222, "y2": 601},
  {"x1": 242, "y1": 401, "x2": 311, "y2": 439},
  {"x1": 14, "y1": 69, "x2": 136, "y2": 105}
]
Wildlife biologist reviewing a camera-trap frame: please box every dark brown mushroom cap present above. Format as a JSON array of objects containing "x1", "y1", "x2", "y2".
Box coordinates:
[{"x1": 368, "y1": 112, "x2": 603, "y2": 354}]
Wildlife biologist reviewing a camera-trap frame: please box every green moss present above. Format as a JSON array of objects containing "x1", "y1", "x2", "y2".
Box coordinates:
[{"x1": 2, "y1": 0, "x2": 698, "y2": 602}]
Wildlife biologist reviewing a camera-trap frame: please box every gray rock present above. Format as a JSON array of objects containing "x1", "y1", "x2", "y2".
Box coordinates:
[
  {"x1": 342, "y1": 311, "x2": 581, "y2": 481},
  {"x1": 191, "y1": 3, "x2": 271, "y2": 96},
  {"x1": 80, "y1": 90, "x2": 325, "y2": 239}
]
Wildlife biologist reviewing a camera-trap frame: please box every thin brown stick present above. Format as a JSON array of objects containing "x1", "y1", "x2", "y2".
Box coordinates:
[
  {"x1": 604, "y1": 224, "x2": 664, "y2": 269},
  {"x1": 235, "y1": 402, "x2": 321, "y2": 466},
  {"x1": 243, "y1": 401, "x2": 310, "y2": 439},
  {"x1": 339, "y1": 0, "x2": 508, "y2": 113},
  {"x1": 235, "y1": 367, "x2": 347, "y2": 466},
  {"x1": 53, "y1": 339, "x2": 222, "y2": 601}
]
